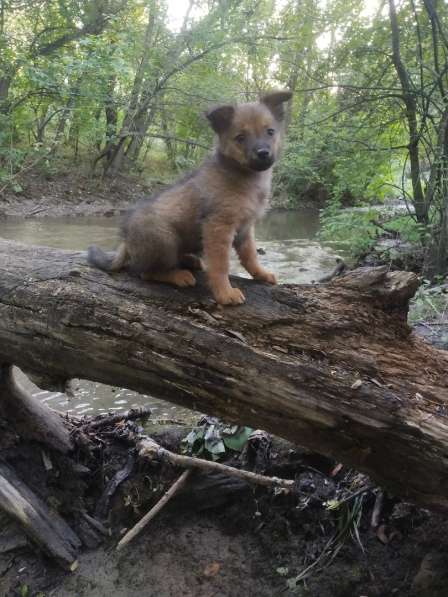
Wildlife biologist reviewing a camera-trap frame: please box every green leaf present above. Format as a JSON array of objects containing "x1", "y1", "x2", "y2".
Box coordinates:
[{"x1": 222, "y1": 426, "x2": 253, "y2": 452}]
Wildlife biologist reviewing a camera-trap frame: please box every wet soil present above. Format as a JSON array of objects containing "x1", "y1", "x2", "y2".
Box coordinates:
[
  {"x1": 0, "y1": 171, "x2": 156, "y2": 219},
  {"x1": 1, "y1": 420, "x2": 448, "y2": 597}
]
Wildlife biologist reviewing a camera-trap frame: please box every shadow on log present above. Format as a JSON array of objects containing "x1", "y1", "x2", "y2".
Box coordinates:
[{"x1": 0, "y1": 239, "x2": 447, "y2": 511}]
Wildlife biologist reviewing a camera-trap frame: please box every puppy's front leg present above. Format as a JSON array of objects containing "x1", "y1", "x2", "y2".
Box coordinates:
[
  {"x1": 235, "y1": 226, "x2": 277, "y2": 284},
  {"x1": 203, "y1": 219, "x2": 245, "y2": 306}
]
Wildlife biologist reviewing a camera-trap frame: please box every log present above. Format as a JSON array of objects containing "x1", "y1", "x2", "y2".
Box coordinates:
[
  {"x1": 0, "y1": 239, "x2": 447, "y2": 510},
  {"x1": 0, "y1": 462, "x2": 80, "y2": 570},
  {"x1": 0, "y1": 365, "x2": 73, "y2": 452}
]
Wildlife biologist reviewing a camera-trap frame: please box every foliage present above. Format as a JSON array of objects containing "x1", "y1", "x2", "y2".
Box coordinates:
[
  {"x1": 182, "y1": 416, "x2": 253, "y2": 461},
  {"x1": 286, "y1": 491, "x2": 367, "y2": 591},
  {"x1": 409, "y1": 281, "x2": 448, "y2": 324},
  {"x1": 320, "y1": 203, "x2": 380, "y2": 256},
  {"x1": 1, "y1": 0, "x2": 448, "y2": 273},
  {"x1": 320, "y1": 200, "x2": 426, "y2": 259}
]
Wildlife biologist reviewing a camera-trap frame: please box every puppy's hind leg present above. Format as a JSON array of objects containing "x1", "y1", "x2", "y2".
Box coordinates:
[
  {"x1": 141, "y1": 270, "x2": 196, "y2": 287},
  {"x1": 136, "y1": 225, "x2": 196, "y2": 287},
  {"x1": 180, "y1": 254, "x2": 205, "y2": 271}
]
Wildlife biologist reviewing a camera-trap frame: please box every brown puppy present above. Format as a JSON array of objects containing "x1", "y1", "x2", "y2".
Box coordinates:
[{"x1": 87, "y1": 91, "x2": 292, "y2": 306}]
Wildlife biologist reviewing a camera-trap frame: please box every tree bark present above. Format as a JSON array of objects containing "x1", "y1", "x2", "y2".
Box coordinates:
[
  {"x1": 388, "y1": 0, "x2": 428, "y2": 225},
  {"x1": 423, "y1": 103, "x2": 448, "y2": 278},
  {"x1": 0, "y1": 365, "x2": 73, "y2": 452},
  {"x1": 102, "y1": 3, "x2": 158, "y2": 176},
  {"x1": 0, "y1": 240, "x2": 448, "y2": 510},
  {"x1": 0, "y1": 462, "x2": 80, "y2": 570}
]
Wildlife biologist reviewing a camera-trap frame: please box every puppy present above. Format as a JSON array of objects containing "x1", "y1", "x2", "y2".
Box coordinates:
[{"x1": 87, "y1": 91, "x2": 292, "y2": 306}]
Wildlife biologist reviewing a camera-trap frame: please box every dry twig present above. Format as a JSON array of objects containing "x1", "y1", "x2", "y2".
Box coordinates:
[
  {"x1": 116, "y1": 469, "x2": 192, "y2": 550},
  {"x1": 138, "y1": 437, "x2": 296, "y2": 490}
]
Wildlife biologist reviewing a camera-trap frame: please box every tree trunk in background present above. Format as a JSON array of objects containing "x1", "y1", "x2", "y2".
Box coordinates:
[
  {"x1": 1, "y1": 239, "x2": 448, "y2": 511},
  {"x1": 104, "y1": 73, "x2": 118, "y2": 146},
  {"x1": 160, "y1": 105, "x2": 176, "y2": 168},
  {"x1": 125, "y1": 110, "x2": 155, "y2": 164},
  {"x1": 422, "y1": 1, "x2": 448, "y2": 279},
  {"x1": 0, "y1": 74, "x2": 11, "y2": 113},
  {"x1": 102, "y1": 3, "x2": 158, "y2": 176},
  {"x1": 423, "y1": 104, "x2": 448, "y2": 278},
  {"x1": 388, "y1": 0, "x2": 428, "y2": 225},
  {"x1": 35, "y1": 106, "x2": 49, "y2": 144},
  {"x1": 50, "y1": 80, "x2": 81, "y2": 156}
]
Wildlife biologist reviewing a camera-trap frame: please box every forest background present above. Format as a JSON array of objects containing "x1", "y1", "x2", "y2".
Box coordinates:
[{"x1": 1, "y1": 0, "x2": 448, "y2": 277}]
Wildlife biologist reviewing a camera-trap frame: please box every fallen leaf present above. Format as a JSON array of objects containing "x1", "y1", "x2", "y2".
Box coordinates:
[
  {"x1": 203, "y1": 562, "x2": 221, "y2": 577},
  {"x1": 330, "y1": 463, "x2": 343, "y2": 477},
  {"x1": 351, "y1": 379, "x2": 363, "y2": 390},
  {"x1": 276, "y1": 567, "x2": 289, "y2": 576}
]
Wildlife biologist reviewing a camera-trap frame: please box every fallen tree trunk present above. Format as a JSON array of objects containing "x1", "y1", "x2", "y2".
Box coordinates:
[{"x1": 0, "y1": 240, "x2": 447, "y2": 510}]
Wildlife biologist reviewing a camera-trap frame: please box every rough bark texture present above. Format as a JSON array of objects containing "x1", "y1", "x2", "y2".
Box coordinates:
[
  {"x1": 0, "y1": 462, "x2": 81, "y2": 570},
  {"x1": 0, "y1": 365, "x2": 73, "y2": 452},
  {"x1": 0, "y1": 240, "x2": 448, "y2": 510},
  {"x1": 389, "y1": 0, "x2": 427, "y2": 224}
]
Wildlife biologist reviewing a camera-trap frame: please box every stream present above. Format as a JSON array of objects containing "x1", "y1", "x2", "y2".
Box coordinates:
[{"x1": 0, "y1": 208, "x2": 343, "y2": 422}]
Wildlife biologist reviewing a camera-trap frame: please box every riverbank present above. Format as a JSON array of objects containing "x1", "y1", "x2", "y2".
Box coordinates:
[
  {"x1": 2, "y1": 414, "x2": 448, "y2": 597},
  {"x1": 0, "y1": 170, "x2": 156, "y2": 219}
]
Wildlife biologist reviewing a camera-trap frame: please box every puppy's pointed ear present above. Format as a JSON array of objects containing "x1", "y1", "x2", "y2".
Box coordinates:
[
  {"x1": 261, "y1": 90, "x2": 293, "y2": 121},
  {"x1": 206, "y1": 105, "x2": 235, "y2": 134}
]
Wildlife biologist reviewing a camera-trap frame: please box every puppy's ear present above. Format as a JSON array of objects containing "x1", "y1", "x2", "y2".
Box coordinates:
[
  {"x1": 261, "y1": 91, "x2": 293, "y2": 121},
  {"x1": 206, "y1": 105, "x2": 235, "y2": 134}
]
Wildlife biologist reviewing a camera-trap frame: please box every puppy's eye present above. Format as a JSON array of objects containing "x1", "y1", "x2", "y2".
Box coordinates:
[
  {"x1": 235, "y1": 133, "x2": 246, "y2": 143},
  {"x1": 267, "y1": 128, "x2": 275, "y2": 136}
]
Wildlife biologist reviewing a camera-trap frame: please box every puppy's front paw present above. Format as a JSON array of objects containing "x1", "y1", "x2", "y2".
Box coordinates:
[
  {"x1": 214, "y1": 286, "x2": 246, "y2": 306},
  {"x1": 254, "y1": 269, "x2": 277, "y2": 285}
]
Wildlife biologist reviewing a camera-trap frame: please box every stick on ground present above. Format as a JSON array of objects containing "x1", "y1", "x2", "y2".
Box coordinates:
[
  {"x1": 116, "y1": 469, "x2": 192, "y2": 551},
  {"x1": 138, "y1": 437, "x2": 296, "y2": 490}
]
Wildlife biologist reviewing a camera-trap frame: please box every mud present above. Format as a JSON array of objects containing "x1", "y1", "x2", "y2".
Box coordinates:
[
  {"x1": 0, "y1": 171, "x2": 156, "y2": 219},
  {"x1": 1, "y1": 425, "x2": 448, "y2": 597}
]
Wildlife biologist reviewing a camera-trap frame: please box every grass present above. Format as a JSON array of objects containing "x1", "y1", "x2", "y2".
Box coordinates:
[
  {"x1": 409, "y1": 283, "x2": 448, "y2": 324},
  {"x1": 319, "y1": 206, "x2": 424, "y2": 260}
]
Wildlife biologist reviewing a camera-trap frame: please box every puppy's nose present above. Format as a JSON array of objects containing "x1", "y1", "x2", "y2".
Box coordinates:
[{"x1": 257, "y1": 148, "x2": 270, "y2": 160}]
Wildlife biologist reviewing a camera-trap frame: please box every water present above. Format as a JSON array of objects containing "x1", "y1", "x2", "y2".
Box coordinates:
[{"x1": 1, "y1": 209, "x2": 343, "y2": 422}]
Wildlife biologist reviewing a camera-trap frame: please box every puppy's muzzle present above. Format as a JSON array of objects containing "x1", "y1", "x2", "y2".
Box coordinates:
[{"x1": 250, "y1": 148, "x2": 274, "y2": 171}]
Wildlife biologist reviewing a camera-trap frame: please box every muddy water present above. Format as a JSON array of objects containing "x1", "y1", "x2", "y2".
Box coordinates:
[{"x1": 1, "y1": 209, "x2": 343, "y2": 422}]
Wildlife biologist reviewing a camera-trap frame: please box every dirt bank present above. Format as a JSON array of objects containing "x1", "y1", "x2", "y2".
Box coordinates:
[
  {"x1": 0, "y1": 171, "x2": 158, "y2": 219},
  {"x1": 2, "y1": 417, "x2": 448, "y2": 597}
]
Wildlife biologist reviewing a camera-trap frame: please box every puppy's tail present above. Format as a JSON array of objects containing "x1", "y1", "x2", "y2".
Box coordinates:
[{"x1": 87, "y1": 242, "x2": 128, "y2": 272}]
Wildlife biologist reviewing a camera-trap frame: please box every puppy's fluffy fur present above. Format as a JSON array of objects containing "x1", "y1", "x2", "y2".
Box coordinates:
[{"x1": 88, "y1": 91, "x2": 292, "y2": 305}]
